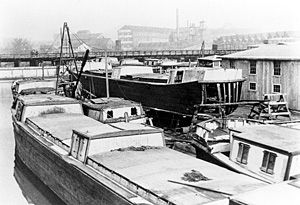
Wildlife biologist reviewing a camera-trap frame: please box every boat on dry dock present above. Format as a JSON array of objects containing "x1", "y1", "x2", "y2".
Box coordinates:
[
  {"x1": 12, "y1": 94, "x2": 268, "y2": 205},
  {"x1": 79, "y1": 63, "x2": 245, "y2": 116}
]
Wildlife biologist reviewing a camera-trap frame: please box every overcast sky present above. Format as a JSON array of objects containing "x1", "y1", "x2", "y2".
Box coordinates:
[{"x1": 1, "y1": 0, "x2": 299, "y2": 43}]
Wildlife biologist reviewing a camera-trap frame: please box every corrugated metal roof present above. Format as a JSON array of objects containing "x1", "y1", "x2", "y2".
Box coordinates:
[{"x1": 222, "y1": 43, "x2": 300, "y2": 60}]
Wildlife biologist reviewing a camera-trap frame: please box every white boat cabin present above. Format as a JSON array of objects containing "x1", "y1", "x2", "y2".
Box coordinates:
[
  {"x1": 167, "y1": 67, "x2": 243, "y2": 84},
  {"x1": 12, "y1": 78, "x2": 57, "y2": 98},
  {"x1": 119, "y1": 59, "x2": 144, "y2": 66},
  {"x1": 70, "y1": 122, "x2": 165, "y2": 163},
  {"x1": 197, "y1": 55, "x2": 222, "y2": 68},
  {"x1": 99, "y1": 57, "x2": 119, "y2": 67},
  {"x1": 82, "y1": 97, "x2": 149, "y2": 124},
  {"x1": 13, "y1": 94, "x2": 83, "y2": 122},
  {"x1": 111, "y1": 65, "x2": 154, "y2": 79},
  {"x1": 229, "y1": 125, "x2": 300, "y2": 183},
  {"x1": 110, "y1": 64, "x2": 243, "y2": 85},
  {"x1": 83, "y1": 60, "x2": 113, "y2": 71}
]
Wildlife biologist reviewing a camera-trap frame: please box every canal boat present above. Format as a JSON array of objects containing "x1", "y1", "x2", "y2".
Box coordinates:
[
  {"x1": 12, "y1": 94, "x2": 268, "y2": 205},
  {"x1": 191, "y1": 122, "x2": 300, "y2": 184},
  {"x1": 79, "y1": 64, "x2": 245, "y2": 116}
]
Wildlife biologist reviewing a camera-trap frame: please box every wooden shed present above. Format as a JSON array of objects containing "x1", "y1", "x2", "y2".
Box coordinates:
[{"x1": 221, "y1": 43, "x2": 300, "y2": 111}]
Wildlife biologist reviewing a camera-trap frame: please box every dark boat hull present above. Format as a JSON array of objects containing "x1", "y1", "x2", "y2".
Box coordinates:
[
  {"x1": 13, "y1": 122, "x2": 135, "y2": 205},
  {"x1": 80, "y1": 72, "x2": 244, "y2": 116}
]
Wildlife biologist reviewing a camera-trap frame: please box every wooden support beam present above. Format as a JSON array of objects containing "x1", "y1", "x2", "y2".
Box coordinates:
[{"x1": 217, "y1": 83, "x2": 222, "y2": 102}]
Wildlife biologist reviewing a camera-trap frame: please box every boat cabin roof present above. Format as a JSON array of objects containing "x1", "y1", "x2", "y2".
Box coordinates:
[
  {"x1": 232, "y1": 125, "x2": 300, "y2": 154},
  {"x1": 89, "y1": 146, "x2": 267, "y2": 204},
  {"x1": 26, "y1": 113, "x2": 101, "y2": 143},
  {"x1": 17, "y1": 94, "x2": 80, "y2": 106},
  {"x1": 197, "y1": 55, "x2": 222, "y2": 62},
  {"x1": 160, "y1": 61, "x2": 181, "y2": 67},
  {"x1": 112, "y1": 65, "x2": 154, "y2": 76},
  {"x1": 73, "y1": 122, "x2": 162, "y2": 140},
  {"x1": 230, "y1": 179, "x2": 300, "y2": 205},
  {"x1": 16, "y1": 78, "x2": 55, "y2": 85},
  {"x1": 144, "y1": 58, "x2": 160, "y2": 61},
  {"x1": 120, "y1": 59, "x2": 144, "y2": 66},
  {"x1": 83, "y1": 97, "x2": 141, "y2": 110}
]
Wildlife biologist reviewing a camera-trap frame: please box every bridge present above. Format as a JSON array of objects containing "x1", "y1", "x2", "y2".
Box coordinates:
[{"x1": 0, "y1": 49, "x2": 244, "y2": 67}]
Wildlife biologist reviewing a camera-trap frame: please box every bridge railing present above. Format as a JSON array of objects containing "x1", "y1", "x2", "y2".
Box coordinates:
[{"x1": 0, "y1": 49, "x2": 245, "y2": 60}]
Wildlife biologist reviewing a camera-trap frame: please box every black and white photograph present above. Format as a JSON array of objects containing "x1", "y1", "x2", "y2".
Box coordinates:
[{"x1": 1, "y1": 0, "x2": 300, "y2": 204}]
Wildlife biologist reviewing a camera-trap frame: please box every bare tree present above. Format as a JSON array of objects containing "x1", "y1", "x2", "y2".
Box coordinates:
[{"x1": 5, "y1": 38, "x2": 33, "y2": 54}]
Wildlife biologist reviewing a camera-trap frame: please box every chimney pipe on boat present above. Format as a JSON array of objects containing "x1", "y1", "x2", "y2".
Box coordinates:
[{"x1": 124, "y1": 112, "x2": 129, "y2": 123}]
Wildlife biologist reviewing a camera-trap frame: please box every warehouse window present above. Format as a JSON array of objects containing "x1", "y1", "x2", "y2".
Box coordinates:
[
  {"x1": 249, "y1": 61, "x2": 256, "y2": 74},
  {"x1": 249, "y1": 82, "x2": 257, "y2": 91},
  {"x1": 236, "y1": 143, "x2": 250, "y2": 164},
  {"x1": 273, "y1": 84, "x2": 281, "y2": 93},
  {"x1": 274, "y1": 61, "x2": 281, "y2": 76},
  {"x1": 261, "y1": 151, "x2": 277, "y2": 175}
]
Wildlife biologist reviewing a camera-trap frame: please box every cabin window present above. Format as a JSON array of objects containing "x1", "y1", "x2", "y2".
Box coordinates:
[
  {"x1": 174, "y1": 71, "x2": 184, "y2": 83},
  {"x1": 15, "y1": 102, "x2": 24, "y2": 121},
  {"x1": 249, "y1": 82, "x2": 256, "y2": 91},
  {"x1": 131, "y1": 107, "x2": 137, "y2": 115},
  {"x1": 230, "y1": 60, "x2": 235, "y2": 69},
  {"x1": 213, "y1": 61, "x2": 221, "y2": 67},
  {"x1": 273, "y1": 84, "x2": 281, "y2": 93},
  {"x1": 261, "y1": 151, "x2": 277, "y2": 175},
  {"x1": 236, "y1": 143, "x2": 250, "y2": 164},
  {"x1": 249, "y1": 61, "x2": 256, "y2": 74},
  {"x1": 107, "y1": 110, "x2": 113, "y2": 118},
  {"x1": 274, "y1": 61, "x2": 281, "y2": 76}
]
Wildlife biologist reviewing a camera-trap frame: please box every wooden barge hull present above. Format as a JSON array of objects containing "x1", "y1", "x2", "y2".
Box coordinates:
[
  {"x1": 80, "y1": 73, "x2": 244, "y2": 115},
  {"x1": 12, "y1": 122, "x2": 137, "y2": 205}
]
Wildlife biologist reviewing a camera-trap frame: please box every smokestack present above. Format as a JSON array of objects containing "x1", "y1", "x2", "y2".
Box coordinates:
[{"x1": 176, "y1": 9, "x2": 179, "y2": 42}]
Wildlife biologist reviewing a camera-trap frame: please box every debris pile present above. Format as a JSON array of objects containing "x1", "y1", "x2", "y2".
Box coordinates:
[
  {"x1": 181, "y1": 170, "x2": 210, "y2": 182},
  {"x1": 112, "y1": 146, "x2": 161, "y2": 152}
]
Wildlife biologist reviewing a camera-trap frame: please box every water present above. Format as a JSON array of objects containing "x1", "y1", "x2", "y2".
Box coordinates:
[{"x1": 0, "y1": 80, "x2": 65, "y2": 205}]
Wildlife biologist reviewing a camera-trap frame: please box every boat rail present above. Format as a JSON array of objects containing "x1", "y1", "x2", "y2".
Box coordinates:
[
  {"x1": 86, "y1": 157, "x2": 176, "y2": 205},
  {"x1": 25, "y1": 118, "x2": 70, "y2": 151}
]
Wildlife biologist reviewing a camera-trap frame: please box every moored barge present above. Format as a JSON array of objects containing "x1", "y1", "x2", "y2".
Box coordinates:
[{"x1": 12, "y1": 94, "x2": 267, "y2": 205}]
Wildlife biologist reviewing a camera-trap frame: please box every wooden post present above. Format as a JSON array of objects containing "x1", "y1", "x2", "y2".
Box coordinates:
[
  {"x1": 217, "y1": 83, "x2": 222, "y2": 102},
  {"x1": 105, "y1": 50, "x2": 110, "y2": 98}
]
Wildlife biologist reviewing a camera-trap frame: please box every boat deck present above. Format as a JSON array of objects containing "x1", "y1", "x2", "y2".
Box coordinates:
[
  {"x1": 89, "y1": 146, "x2": 267, "y2": 205},
  {"x1": 83, "y1": 97, "x2": 141, "y2": 110}
]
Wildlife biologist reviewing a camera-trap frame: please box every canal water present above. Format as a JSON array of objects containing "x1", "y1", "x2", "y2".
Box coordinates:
[{"x1": 0, "y1": 80, "x2": 66, "y2": 205}]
